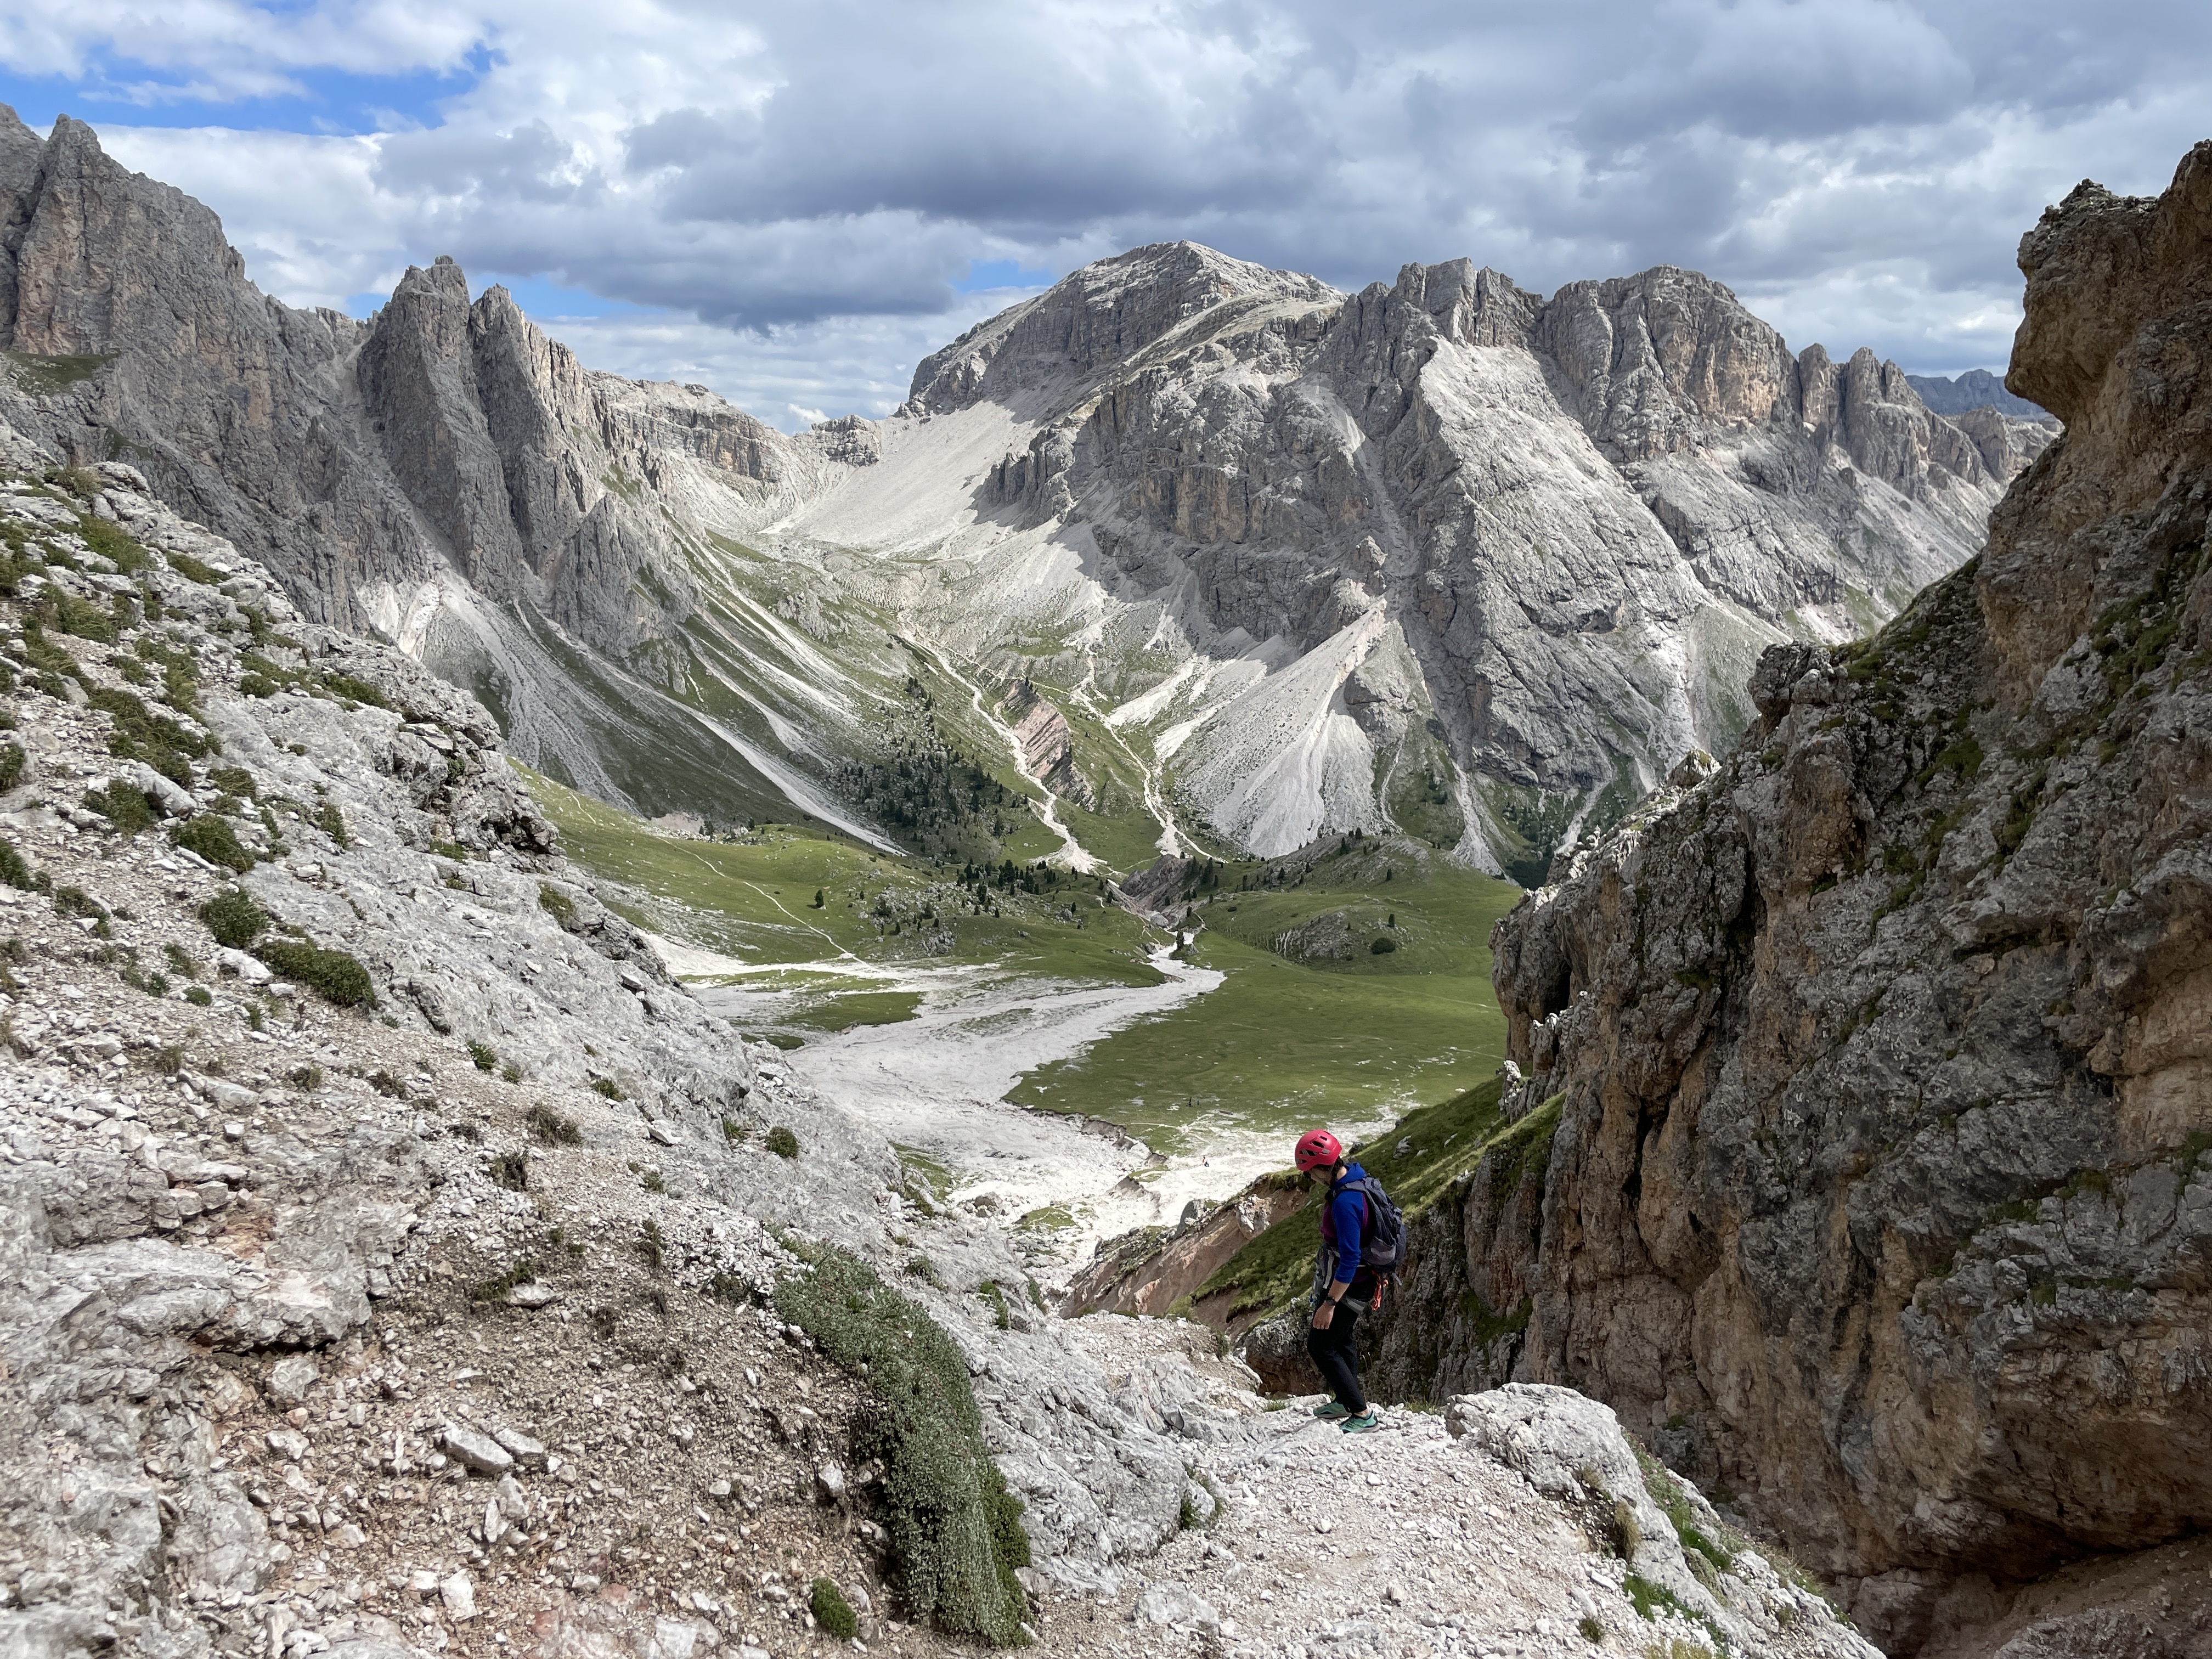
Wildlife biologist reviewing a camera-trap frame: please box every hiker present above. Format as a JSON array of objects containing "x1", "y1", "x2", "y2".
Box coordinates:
[{"x1": 1295, "y1": 1128, "x2": 1401, "y2": 1434}]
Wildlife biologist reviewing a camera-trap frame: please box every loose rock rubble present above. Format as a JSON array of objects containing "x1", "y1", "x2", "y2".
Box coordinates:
[{"x1": 0, "y1": 440, "x2": 1875, "y2": 1659}]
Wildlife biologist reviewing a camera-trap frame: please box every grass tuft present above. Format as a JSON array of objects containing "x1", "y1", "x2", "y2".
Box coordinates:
[{"x1": 810, "y1": 1579, "x2": 858, "y2": 1639}]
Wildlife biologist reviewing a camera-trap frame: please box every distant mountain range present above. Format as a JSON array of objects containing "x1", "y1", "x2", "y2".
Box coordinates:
[
  {"x1": 0, "y1": 106, "x2": 2056, "y2": 882},
  {"x1": 1903, "y1": 368, "x2": 2054, "y2": 421}
]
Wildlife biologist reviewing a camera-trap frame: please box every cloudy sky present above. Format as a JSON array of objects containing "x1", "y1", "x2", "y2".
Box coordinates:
[{"x1": 3, "y1": 1, "x2": 2206, "y2": 431}]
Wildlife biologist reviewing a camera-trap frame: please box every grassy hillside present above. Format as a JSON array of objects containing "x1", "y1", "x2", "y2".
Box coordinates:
[
  {"x1": 523, "y1": 765, "x2": 1168, "y2": 996},
  {"x1": 1008, "y1": 833, "x2": 1521, "y2": 1149}
]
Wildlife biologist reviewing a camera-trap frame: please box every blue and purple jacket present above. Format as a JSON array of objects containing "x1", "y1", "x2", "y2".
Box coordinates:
[{"x1": 1313, "y1": 1160, "x2": 1379, "y2": 1302}]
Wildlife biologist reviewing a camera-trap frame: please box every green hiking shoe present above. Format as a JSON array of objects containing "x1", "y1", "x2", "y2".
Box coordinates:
[
  {"x1": 1312, "y1": 1401, "x2": 1353, "y2": 1420},
  {"x1": 1340, "y1": 1410, "x2": 1381, "y2": 1434}
]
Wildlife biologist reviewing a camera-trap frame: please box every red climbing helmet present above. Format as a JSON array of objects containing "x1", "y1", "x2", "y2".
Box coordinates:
[{"x1": 1294, "y1": 1128, "x2": 1343, "y2": 1175}]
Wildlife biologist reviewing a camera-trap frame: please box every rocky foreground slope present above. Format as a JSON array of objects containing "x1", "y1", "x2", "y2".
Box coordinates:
[
  {"x1": 0, "y1": 439, "x2": 1893, "y2": 1659},
  {"x1": 0, "y1": 108, "x2": 2049, "y2": 877},
  {"x1": 1397, "y1": 144, "x2": 2212, "y2": 1652}
]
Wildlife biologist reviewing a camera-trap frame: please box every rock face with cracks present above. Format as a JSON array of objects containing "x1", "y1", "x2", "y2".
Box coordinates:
[{"x1": 1377, "y1": 143, "x2": 2212, "y2": 1654}]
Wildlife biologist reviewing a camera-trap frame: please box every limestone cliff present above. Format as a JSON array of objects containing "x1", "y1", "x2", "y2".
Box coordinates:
[
  {"x1": 0, "y1": 111, "x2": 888, "y2": 831},
  {"x1": 893, "y1": 242, "x2": 2044, "y2": 873},
  {"x1": 1374, "y1": 143, "x2": 2212, "y2": 1653}
]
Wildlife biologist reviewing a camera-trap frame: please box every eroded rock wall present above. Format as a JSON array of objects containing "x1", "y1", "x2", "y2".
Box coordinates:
[
  {"x1": 942, "y1": 238, "x2": 2030, "y2": 867},
  {"x1": 1442, "y1": 143, "x2": 2212, "y2": 1653}
]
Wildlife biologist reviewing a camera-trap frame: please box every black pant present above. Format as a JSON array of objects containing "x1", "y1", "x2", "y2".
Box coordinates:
[{"x1": 1307, "y1": 1296, "x2": 1365, "y2": 1413}]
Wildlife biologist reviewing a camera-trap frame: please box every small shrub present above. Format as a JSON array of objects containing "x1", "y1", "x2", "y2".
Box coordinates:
[
  {"x1": 809, "y1": 1579, "x2": 857, "y2": 1640},
  {"x1": 722, "y1": 1117, "x2": 742, "y2": 1143},
  {"x1": 162, "y1": 941, "x2": 199, "y2": 977},
  {"x1": 904, "y1": 1255, "x2": 945, "y2": 1290},
  {"x1": 184, "y1": 985, "x2": 212, "y2": 1007},
  {"x1": 367, "y1": 1069, "x2": 409, "y2": 1098},
  {"x1": 467, "y1": 1039, "x2": 497, "y2": 1071},
  {"x1": 979, "y1": 1281, "x2": 1011, "y2": 1330},
  {"x1": 642, "y1": 1169, "x2": 667, "y2": 1195},
  {"x1": 489, "y1": 1152, "x2": 529, "y2": 1192},
  {"x1": 1370, "y1": 935, "x2": 1397, "y2": 954},
  {"x1": 588, "y1": 1306, "x2": 617, "y2": 1341},
  {"x1": 590, "y1": 1076, "x2": 625, "y2": 1101},
  {"x1": 52, "y1": 589, "x2": 116, "y2": 642},
  {"x1": 775, "y1": 1244, "x2": 1031, "y2": 1643},
  {"x1": 468, "y1": 1257, "x2": 537, "y2": 1304},
  {"x1": 1578, "y1": 1613, "x2": 1605, "y2": 1643},
  {"x1": 313, "y1": 799, "x2": 348, "y2": 848},
  {"x1": 83, "y1": 781, "x2": 156, "y2": 836},
  {"x1": 165, "y1": 550, "x2": 221, "y2": 585},
  {"x1": 171, "y1": 814, "x2": 255, "y2": 873},
  {"x1": 256, "y1": 939, "x2": 375, "y2": 1007},
  {"x1": 206, "y1": 765, "x2": 256, "y2": 799},
  {"x1": 538, "y1": 883, "x2": 576, "y2": 926},
  {"x1": 639, "y1": 1220, "x2": 665, "y2": 1272},
  {"x1": 0, "y1": 835, "x2": 36, "y2": 891},
  {"x1": 500, "y1": 1060, "x2": 523, "y2": 1083},
  {"x1": 53, "y1": 885, "x2": 107, "y2": 921},
  {"x1": 526, "y1": 1103, "x2": 582, "y2": 1146},
  {"x1": 766, "y1": 1125, "x2": 800, "y2": 1159},
  {"x1": 287, "y1": 1063, "x2": 323, "y2": 1090},
  {"x1": 0, "y1": 741, "x2": 23, "y2": 791},
  {"x1": 198, "y1": 888, "x2": 268, "y2": 949},
  {"x1": 319, "y1": 672, "x2": 389, "y2": 708},
  {"x1": 154, "y1": 1043, "x2": 185, "y2": 1075}
]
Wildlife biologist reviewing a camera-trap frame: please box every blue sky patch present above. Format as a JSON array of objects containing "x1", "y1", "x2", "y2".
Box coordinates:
[
  {"x1": 0, "y1": 49, "x2": 490, "y2": 138},
  {"x1": 341, "y1": 273, "x2": 656, "y2": 322},
  {"x1": 954, "y1": 258, "x2": 1056, "y2": 293}
]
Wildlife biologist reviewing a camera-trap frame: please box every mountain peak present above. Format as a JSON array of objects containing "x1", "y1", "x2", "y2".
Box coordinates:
[{"x1": 909, "y1": 239, "x2": 1337, "y2": 411}]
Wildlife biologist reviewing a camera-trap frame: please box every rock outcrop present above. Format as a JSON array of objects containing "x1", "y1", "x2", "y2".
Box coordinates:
[
  {"x1": 1375, "y1": 143, "x2": 2212, "y2": 1652},
  {"x1": 1904, "y1": 369, "x2": 2056, "y2": 423}
]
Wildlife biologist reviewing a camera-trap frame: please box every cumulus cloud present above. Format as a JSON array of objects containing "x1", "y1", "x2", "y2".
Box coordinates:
[{"x1": 28, "y1": 0, "x2": 2212, "y2": 426}]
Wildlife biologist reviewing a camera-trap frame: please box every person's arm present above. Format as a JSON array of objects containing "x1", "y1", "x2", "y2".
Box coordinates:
[
  {"x1": 1312, "y1": 1186, "x2": 1362, "y2": 1327},
  {"x1": 1332, "y1": 1186, "x2": 1363, "y2": 1290}
]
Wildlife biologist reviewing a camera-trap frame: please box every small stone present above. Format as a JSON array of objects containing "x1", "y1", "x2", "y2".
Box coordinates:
[
  {"x1": 815, "y1": 1463, "x2": 846, "y2": 1504},
  {"x1": 265, "y1": 1429, "x2": 310, "y2": 1461},
  {"x1": 506, "y1": 1283, "x2": 560, "y2": 1310},
  {"x1": 267, "y1": 1355, "x2": 320, "y2": 1404},
  {"x1": 439, "y1": 1423, "x2": 514, "y2": 1475},
  {"x1": 439, "y1": 1572, "x2": 476, "y2": 1620},
  {"x1": 490, "y1": 1425, "x2": 548, "y2": 1468},
  {"x1": 707, "y1": 1480, "x2": 732, "y2": 1499}
]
